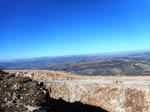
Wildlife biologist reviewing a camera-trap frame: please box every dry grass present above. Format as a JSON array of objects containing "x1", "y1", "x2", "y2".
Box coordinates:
[{"x1": 4, "y1": 69, "x2": 150, "y2": 81}]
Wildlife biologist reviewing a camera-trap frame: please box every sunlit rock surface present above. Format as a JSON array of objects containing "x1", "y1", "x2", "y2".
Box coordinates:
[{"x1": 6, "y1": 70, "x2": 150, "y2": 112}]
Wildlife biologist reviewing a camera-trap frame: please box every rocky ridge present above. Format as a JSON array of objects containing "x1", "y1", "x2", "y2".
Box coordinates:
[
  {"x1": 0, "y1": 70, "x2": 107, "y2": 112},
  {"x1": 5, "y1": 70, "x2": 150, "y2": 112}
]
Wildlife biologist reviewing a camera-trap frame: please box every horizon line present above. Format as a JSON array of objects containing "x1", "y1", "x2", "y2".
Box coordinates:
[{"x1": 0, "y1": 49, "x2": 150, "y2": 62}]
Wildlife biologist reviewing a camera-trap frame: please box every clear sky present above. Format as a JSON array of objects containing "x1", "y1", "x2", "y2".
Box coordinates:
[{"x1": 0, "y1": 0, "x2": 150, "y2": 59}]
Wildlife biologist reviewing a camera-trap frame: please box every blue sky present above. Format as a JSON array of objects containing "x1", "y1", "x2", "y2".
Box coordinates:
[{"x1": 0, "y1": 0, "x2": 150, "y2": 59}]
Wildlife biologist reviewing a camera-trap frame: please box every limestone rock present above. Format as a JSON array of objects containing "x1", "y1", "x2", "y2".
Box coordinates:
[
  {"x1": 6, "y1": 70, "x2": 150, "y2": 112},
  {"x1": 47, "y1": 80, "x2": 150, "y2": 112}
]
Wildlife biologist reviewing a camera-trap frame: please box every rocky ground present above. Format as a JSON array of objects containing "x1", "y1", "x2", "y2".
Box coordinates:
[
  {"x1": 0, "y1": 70, "x2": 107, "y2": 112},
  {"x1": 0, "y1": 69, "x2": 51, "y2": 112},
  {"x1": 5, "y1": 70, "x2": 150, "y2": 112}
]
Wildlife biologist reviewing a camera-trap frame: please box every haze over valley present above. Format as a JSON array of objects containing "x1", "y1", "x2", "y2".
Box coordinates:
[{"x1": 1, "y1": 51, "x2": 150, "y2": 76}]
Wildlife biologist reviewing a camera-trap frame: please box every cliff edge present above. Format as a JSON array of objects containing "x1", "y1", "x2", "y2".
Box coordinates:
[{"x1": 5, "y1": 70, "x2": 150, "y2": 112}]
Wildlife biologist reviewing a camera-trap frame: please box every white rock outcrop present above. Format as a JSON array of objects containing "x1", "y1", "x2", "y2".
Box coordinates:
[{"x1": 6, "y1": 70, "x2": 150, "y2": 112}]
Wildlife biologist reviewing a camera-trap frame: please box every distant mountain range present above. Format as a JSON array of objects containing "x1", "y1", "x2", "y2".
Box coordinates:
[{"x1": 1, "y1": 51, "x2": 150, "y2": 76}]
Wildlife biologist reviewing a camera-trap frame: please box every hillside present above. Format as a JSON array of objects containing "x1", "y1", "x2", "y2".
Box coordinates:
[
  {"x1": 49, "y1": 56, "x2": 150, "y2": 76},
  {"x1": 1, "y1": 52, "x2": 150, "y2": 76}
]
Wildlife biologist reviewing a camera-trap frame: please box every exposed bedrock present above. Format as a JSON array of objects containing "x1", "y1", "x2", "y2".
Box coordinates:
[
  {"x1": 47, "y1": 80, "x2": 150, "y2": 112},
  {"x1": 0, "y1": 70, "x2": 107, "y2": 112},
  {"x1": 6, "y1": 70, "x2": 150, "y2": 112}
]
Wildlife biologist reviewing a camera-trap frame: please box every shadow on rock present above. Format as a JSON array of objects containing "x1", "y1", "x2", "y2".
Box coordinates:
[
  {"x1": 44, "y1": 97, "x2": 108, "y2": 112},
  {"x1": 0, "y1": 70, "x2": 108, "y2": 112}
]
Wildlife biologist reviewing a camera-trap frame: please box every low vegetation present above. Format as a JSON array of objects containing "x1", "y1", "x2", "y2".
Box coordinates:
[{"x1": 1, "y1": 52, "x2": 150, "y2": 76}]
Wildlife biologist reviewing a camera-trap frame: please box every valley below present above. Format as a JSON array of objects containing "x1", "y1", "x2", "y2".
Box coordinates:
[{"x1": 1, "y1": 52, "x2": 150, "y2": 76}]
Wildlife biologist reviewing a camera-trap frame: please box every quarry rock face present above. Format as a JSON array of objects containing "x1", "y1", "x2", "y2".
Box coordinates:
[
  {"x1": 5, "y1": 70, "x2": 150, "y2": 112},
  {"x1": 47, "y1": 80, "x2": 150, "y2": 112}
]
